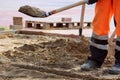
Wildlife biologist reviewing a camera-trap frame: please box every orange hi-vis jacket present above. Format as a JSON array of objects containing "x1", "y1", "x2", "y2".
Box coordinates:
[
  {"x1": 92, "y1": 0, "x2": 120, "y2": 36},
  {"x1": 88, "y1": 0, "x2": 120, "y2": 66},
  {"x1": 90, "y1": 0, "x2": 120, "y2": 51}
]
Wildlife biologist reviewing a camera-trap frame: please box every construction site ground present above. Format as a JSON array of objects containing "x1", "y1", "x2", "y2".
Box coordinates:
[{"x1": 0, "y1": 31, "x2": 119, "y2": 80}]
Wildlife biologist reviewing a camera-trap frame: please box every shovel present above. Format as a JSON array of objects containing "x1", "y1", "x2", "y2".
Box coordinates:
[
  {"x1": 19, "y1": 0, "x2": 86, "y2": 36},
  {"x1": 18, "y1": 0, "x2": 86, "y2": 18}
]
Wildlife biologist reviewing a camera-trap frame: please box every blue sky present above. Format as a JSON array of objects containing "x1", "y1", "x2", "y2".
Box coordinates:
[{"x1": 0, "y1": 0, "x2": 95, "y2": 26}]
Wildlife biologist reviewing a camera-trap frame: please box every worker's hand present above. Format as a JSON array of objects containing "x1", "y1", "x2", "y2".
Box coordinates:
[{"x1": 86, "y1": 0, "x2": 98, "y2": 5}]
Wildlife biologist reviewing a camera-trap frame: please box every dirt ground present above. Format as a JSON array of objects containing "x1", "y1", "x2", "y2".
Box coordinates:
[{"x1": 0, "y1": 32, "x2": 119, "y2": 80}]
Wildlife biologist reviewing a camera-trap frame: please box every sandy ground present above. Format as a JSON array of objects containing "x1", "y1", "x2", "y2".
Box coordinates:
[{"x1": 0, "y1": 32, "x2": 119, "y2": 80}]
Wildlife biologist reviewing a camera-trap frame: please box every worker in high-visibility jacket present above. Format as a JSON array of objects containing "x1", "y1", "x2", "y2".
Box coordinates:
[{"x1": 81, "y1": 0, "x2": 120, "y2": 74}]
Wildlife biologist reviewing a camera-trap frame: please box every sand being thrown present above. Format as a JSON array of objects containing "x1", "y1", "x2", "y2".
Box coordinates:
[{"x1": 19, "y1": 5, "x2": 47, "y2": 18}]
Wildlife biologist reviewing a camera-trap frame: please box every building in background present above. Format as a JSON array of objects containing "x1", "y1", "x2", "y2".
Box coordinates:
[
  {"x1": 10, "y1": 17, "x2": 23, "y2": 30},
  {"x1": 10, "y1": 17, "x2": 91, "y2": 30}
]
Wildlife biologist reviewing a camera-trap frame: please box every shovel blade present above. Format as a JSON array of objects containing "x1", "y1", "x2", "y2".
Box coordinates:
[{"x1": 18, "y1": 5, "x2": 47, "y2": 18}]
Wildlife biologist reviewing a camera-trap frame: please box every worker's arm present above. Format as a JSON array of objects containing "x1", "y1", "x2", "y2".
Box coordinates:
[{"x1": 86, "y1": 0, "x2": 98, "y2": 4}]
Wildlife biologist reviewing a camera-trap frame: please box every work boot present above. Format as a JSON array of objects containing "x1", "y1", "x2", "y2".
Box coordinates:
[
  {"x1": 81, "y1": 60, "x2": 100, "y2": 71},
  {"x1": 108, "y1": 63, "x2": 120, "y2": 75}
]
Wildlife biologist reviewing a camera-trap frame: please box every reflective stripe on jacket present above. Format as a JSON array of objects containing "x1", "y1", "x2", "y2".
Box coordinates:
[{"x1": 90, "y1": 32, "x2": 108, "y2": 50}]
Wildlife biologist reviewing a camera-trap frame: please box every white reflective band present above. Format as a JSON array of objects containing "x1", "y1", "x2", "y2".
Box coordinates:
[
  {"x1": 92, "y1": 32, "x2": 108, "y2": 40},
  {"x1": 90, "y1": 41, "x2": 108, "y2": 50},
  {"x1": 116, "y1": 45, "x2": 120, "y2": 51},
  {"x1": 116, "y1": 37, "x2": 120, "y2": 42}
]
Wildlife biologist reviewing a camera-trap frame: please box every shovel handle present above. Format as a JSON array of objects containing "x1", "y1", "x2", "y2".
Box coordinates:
[
  {"x1": 79, "y1": 4, "x2": 86, "y2": 36},
  {"x1": 49, "y1": 0, "x2": 86, "y2": 15}
]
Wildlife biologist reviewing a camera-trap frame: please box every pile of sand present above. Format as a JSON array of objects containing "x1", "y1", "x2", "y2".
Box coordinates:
[{"x1": 0, "y1": 33, "x2": 117, "y2": 80}]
